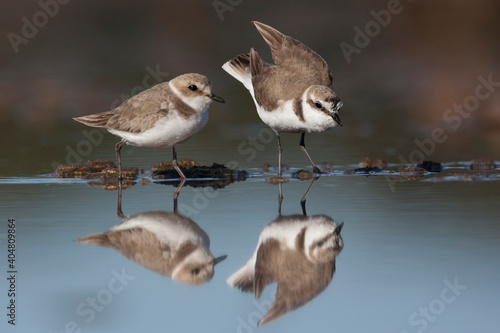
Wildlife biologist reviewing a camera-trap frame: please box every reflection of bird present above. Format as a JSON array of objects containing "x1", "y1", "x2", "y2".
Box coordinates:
[
  {"x1": 227, "y1": 214, "x2": 343, "y2": 325},
  {"x1": 73, "y1": 73, "x2": 225, "y2": 179},
  {"x1": 223, "y1": 21, "x2": 343, "y2": 177},
  {"x1": 77, "y1": 211, "x2": 226, "y2": 285}
]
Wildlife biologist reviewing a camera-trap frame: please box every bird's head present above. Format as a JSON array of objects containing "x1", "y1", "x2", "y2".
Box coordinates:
[
  {"x1": 170, "y1": 73, "x2": 225, "y2": 112},
  {"x1": 305, "y1": 85, "x2": 343, "y2": 127}
]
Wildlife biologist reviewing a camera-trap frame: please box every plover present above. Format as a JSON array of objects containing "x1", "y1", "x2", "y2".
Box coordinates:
[
  {"x1": 223, "y1": 21, "x2": 343, "y2": 176},
  {"x1": 73, "y1": 73, "x2": 225, "y2": 179},
  {"x1": 227, "y1": 214, "x2": 344, "y2": 325},
  {"x1": 77, "y1": 175, "x2": 225, "y2": 285},
  {"x1": 227, "y1": 179, "x2": 344, "y2": 325},
  {"x1": 77, "y1": 210, "x2": 227, "y2": 285}
]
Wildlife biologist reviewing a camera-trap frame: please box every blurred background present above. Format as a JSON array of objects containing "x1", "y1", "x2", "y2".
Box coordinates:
[{"x1": 1, "y1": 0, "x2": 499, "y2": 176}]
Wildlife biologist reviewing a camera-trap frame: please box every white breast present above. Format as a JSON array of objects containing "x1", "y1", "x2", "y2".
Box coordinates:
[
  {"x1": 252, "y1": 92, "x2": 336, "y2": 134},
  {"x1": 255, "y1": 100, "x2": 306, "y2": 133}
]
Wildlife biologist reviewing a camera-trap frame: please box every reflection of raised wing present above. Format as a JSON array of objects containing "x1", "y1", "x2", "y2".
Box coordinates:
[
  {"x1": 254, "y1": 238, "x2": 336, "y2": 326},
  {"x1": 227, "y1": 178, "x2": 344, "y2": 325},
  {"x1": 227, "y1": 214, "x2": 343, "y2": 326},
  {"x1": 77, "y1": 211, "x2": 226, "y2": 286}
]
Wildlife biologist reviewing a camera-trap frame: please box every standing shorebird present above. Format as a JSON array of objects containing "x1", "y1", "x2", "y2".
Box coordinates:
[
  {"x1": 223, "y1": 21, "x2": 343, "y2": 176},
  {"x1": 73, "y1": 73, "x2": 225, "y2": 179}
]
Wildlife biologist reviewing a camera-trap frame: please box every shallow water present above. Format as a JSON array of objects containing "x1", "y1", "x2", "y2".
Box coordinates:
[{"x1": 1, "y1": 156, "x2": 499, "y2": 332}]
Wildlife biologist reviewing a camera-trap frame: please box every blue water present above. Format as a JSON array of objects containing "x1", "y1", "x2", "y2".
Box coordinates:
[{"x1": 1, "y1": 169, "x2": 499, "y2": 332}]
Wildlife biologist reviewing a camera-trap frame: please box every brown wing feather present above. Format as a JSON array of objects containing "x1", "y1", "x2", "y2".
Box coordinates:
[
  {"x1": 77, "y1": 212, "x2": 206, "y2": 277},
  {"x1": 251, "y1": 22, "x2": 334, "y2": 111},
  {"x1": 252, "y1": 21, "x2": 285, "y2": 59},
  {"x1": 77, "y1": 227, "x2": 180, "y2": 277},
  {"x1": 252, "y1": 21, "x2": 333, "y2": 88},
  {"x1": 254, "y1": 239, "x2": 281, "y2": 299},
  {"x1": 255, "y1": 240, "x2": 336, "y2": 326},
  {"x1": 252, "y1": 63, "x2": 310, "y2": 111},
  {"x1": 73, "y1": 82, "x2": 174, "y2": 133},
  {"x1": 249, "y1": 48, "x2": 263, "y2": 77},
  {"x1": 104, "y1": 83, "x2": 172, "y2": 133},
  {"x1": 250, "y1": 21, "x2": 334, "y2": 114},
  {"x1": 259, "y1": 256, "x2": 335, "y2": 326}
]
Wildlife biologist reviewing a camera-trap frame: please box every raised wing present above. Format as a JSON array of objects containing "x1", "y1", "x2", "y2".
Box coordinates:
[{"x1": 252, "y1": 21, "x2": 333, "y2": 88}]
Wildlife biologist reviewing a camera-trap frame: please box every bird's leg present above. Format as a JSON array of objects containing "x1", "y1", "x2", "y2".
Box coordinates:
[
  {"x1": 277, "y1": 134, "x2": 283, "y2": 177},
  {"x1": 116, "y1": 179, "x2": 126, "y2": 219},
  {"x1": 299, "y1": 133, "x2": 322, "y2": 174},
  {"x1": 278, "y1": 182, "x2": 283, "y2": 216},
  {"x1": 300, "y1": 176, "x2": 319, "y2": 216},
  {"x1": 172, "y1": 145, "x2": 187, "y2": 179},
  {"x1": 173, "y1": 178, "x2": 186, "y2": 213},
  {"x1": 115, "y1": 139, "x2": 126, "y2": 180}
]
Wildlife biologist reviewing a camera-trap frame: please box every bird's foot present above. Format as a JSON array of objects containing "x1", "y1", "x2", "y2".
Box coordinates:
[{"x1": 312, "y1": 167, "x2": 324, "y2": 174}]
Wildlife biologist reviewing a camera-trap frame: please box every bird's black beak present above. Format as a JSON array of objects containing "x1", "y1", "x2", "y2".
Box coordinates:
[
  {"x1": 207, "y1": 93, "x2": 225, "y2": 103},
  {"x1": 332, "y1": 113, "x2": 343, "y2": 127},
  {"x1": 332, "y1": 99, "x2": 343, "y2": 126},
  {"x1": 334, "y1": 222, "x2": 344, "y2": 236},
  {"x1": 212, "y1": 255, "x2": 227, "y2": 266}
]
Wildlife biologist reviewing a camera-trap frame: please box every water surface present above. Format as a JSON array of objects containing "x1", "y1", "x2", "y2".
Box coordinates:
[{"x1": 1, "y1": 161, "x2": 499, "y2": 332}]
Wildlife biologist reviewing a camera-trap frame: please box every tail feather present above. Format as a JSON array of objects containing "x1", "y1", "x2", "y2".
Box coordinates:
[
  {"x1": 73, "y1": 110, "x2": 114, "y2": 128},
  {"x1": 226, "y1": 262, "x2": 255, "y2": 292},
  {"x1": 76, "y1": 233, "x2": 113, "y2": 248},
  {"x1": 222, "y1": 53, "x2": 253, "y2": 91}
]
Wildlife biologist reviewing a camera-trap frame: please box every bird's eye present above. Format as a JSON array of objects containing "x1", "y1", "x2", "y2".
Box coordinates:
[
  {"x1": 188, "y1": 85, "x2": 198, "y2": 91},
  {"x1": 314, "y1": 102, "x2": 322, "y2": 109},
  {"x1": 191, "y1": 268, "x2": 200, "y2": 275},
  {"x1": 317, "y1": 240, "x2": 325, "y2": 247}
]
